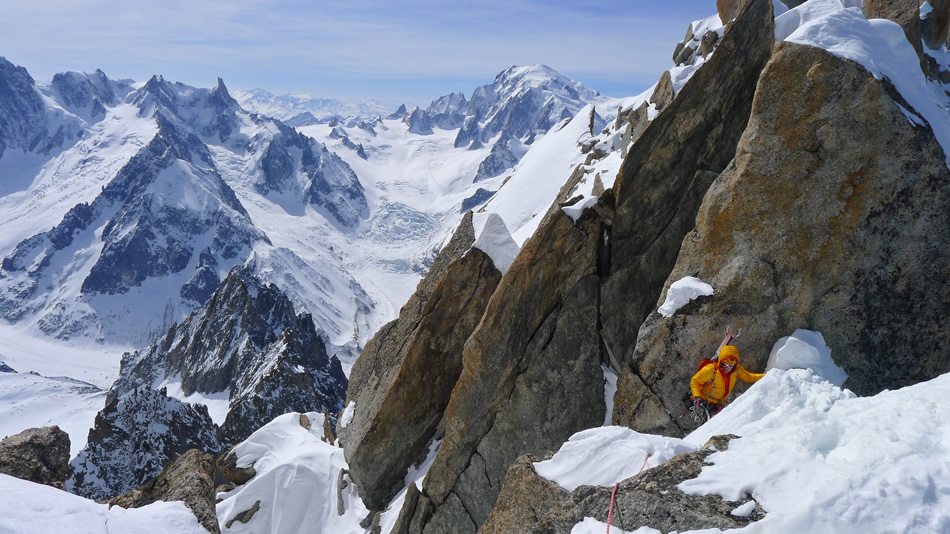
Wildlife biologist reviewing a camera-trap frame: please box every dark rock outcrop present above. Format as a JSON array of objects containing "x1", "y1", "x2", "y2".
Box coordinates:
[
  {"x1": 601, "y1": 0, "x2": 774, "y2": 429},
  {"x1": 481, "y1": 435, "x2": 763, "y2": 533},
  {"x1": 0, "y1": 57, "x2": 82, "y2": 158},
  {"x1": 109, "y1": 449, "x2": 220, "y2": 534},
  {"x1": 217, "y1": 449, "x2": 257, "y2": 486},
  {"x1": 339, "y1": 212, "x2": 502, "y2": 511},
  {"x1": 50, "y1": 69, "x2": 126, "y2": 116},
  {"x1": 473, "y1": 135, "x2": 523, "y2": 182},
  {"x1": 405, "y1": 196, "x2": 612, "y2": 533},
  {"x1": 0, "y1": 426, "x2": 70, "y2": 489},
  {"x1": 625, "y1": 40, "x2": 950, "y2": 428},
  {"x1": 619, "y1": 101, "x2": 650, "y2": 156},
  {"x1": 67, "y1": 387, "x2": 222, "y2": 501},
  {"x1": 405, "y1": 107, "x2": 434, "y2": 135},
  {"x1": 460, "y1": 188, "x2": 496, "y2": 213}
]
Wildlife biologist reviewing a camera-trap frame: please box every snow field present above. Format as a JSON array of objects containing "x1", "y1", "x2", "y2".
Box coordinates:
[{"x1": 0, "y1": 372, "x2": 106, "y2": 457}]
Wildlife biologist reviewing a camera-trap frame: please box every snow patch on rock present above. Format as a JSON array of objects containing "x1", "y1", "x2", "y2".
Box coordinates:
[{"x1": 657, "y1": 276, "x2": 714, "y2": 317}]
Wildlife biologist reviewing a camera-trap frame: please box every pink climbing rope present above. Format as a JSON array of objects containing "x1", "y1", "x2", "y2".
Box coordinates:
[{"x1": 606, "y1": 452, "x2": 652, "y2": 534}]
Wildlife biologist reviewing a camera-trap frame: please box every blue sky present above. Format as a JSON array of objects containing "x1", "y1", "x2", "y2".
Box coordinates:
[{"x1": 2, "y1": 1, "x2": 717, "y2": 107}]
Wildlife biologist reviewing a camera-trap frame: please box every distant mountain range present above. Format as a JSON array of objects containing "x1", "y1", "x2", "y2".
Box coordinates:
[{"x1": 0, "y1": 58, "x2": 609, "y2": 354}]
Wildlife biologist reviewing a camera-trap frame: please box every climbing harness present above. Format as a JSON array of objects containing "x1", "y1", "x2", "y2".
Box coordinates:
[{"x1": 606, "y1": 452, "x2": 651, "y2": 534}]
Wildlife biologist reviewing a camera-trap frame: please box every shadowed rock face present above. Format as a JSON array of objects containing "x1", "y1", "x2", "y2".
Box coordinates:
[
  {"x1": 480, "y1": 435, "x2": 763, "y2": 534},
  {"x1": 109, "y1": 449, "x2": 219, "y2": 534},
  {"x1": 620, "y1": 40, "x2": 950, "y2": 436},
  {"x1": 338, "y1": 212, "x2": 502, "y2": 511},
  {"x1": 601, "y1": 0, "x2": 774, "y2": 403},
  {"x1": 0, "y1": 426, "x2": 70, "y2": 489}
]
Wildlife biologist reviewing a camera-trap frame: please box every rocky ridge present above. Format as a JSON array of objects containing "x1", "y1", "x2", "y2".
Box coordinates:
[
  {"x1": 67, "y1": 387, "x2": 222, "y2": 501},
  {"x1": 480, "y1": 435, "x2": 763, "y2": 534},
  {"x1": 110, "y1": 266, "x2": 347, "y2": 444}
]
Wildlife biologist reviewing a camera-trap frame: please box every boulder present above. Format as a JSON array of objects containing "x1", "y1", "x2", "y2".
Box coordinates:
[
  {"x1": 649, "y1": 71, "x2": 675, "y2": 111},
  {"x1": 601, "y1": 0, "x2": 774, "y2": 401},
  {"x1": 480, "y1": 435, "x2": 763, "y2": 533},
  {"x1": 625, "y1": 39, "x2": 950, "y2": 438},
  {"x1": 339, "y1": 212, "x2": 502, "y2": 511},
  {"x1": 0, "y1": 426, "x2": 70, "y2": 489},
  {"x1": 408, "y1": 195, "x2": 612, "y2": 532},
  {"x1": 109, "y1": 449, "x2": 219, "y2": 534}
]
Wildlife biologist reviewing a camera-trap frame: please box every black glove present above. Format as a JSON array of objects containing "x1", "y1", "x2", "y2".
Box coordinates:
[{"x1": 692, "y1": 397, "x2": 702, "y2": 409}]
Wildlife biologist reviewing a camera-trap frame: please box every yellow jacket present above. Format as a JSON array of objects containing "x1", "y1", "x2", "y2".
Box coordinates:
[{"x1": 690, "y1": 347, "x2": 764, "y2": 405}]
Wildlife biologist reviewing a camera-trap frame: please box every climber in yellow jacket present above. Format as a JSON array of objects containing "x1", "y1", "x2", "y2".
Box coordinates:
[{"x1": 690, "y1": 345, "x2": 764, "y2": 409}]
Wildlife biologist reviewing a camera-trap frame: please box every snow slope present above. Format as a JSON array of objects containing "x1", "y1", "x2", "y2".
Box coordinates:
[
  {"x1": 0, "y1": 474, "x2": 208, "y2": 534},
  {"x1": 0, "y1": 372, "x2": 105, "y2": 457}
]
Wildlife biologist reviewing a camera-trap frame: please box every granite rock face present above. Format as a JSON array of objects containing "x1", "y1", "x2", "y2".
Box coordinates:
[
  {"x1": 402, "y1": 196, "x2": 613, "y2": 533},
  {"x1": 339, "y1": 212, "x2": 502, "y2": 511},
  {"x1": 622, "y1": 41, "x2": 950, "y2": 430},
  {"x1": 0, "y1": 426, "x2": 70, "y2": 489},
  {"x1": 601, "y1": 0, "x2": 774, "y2": 395}
]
